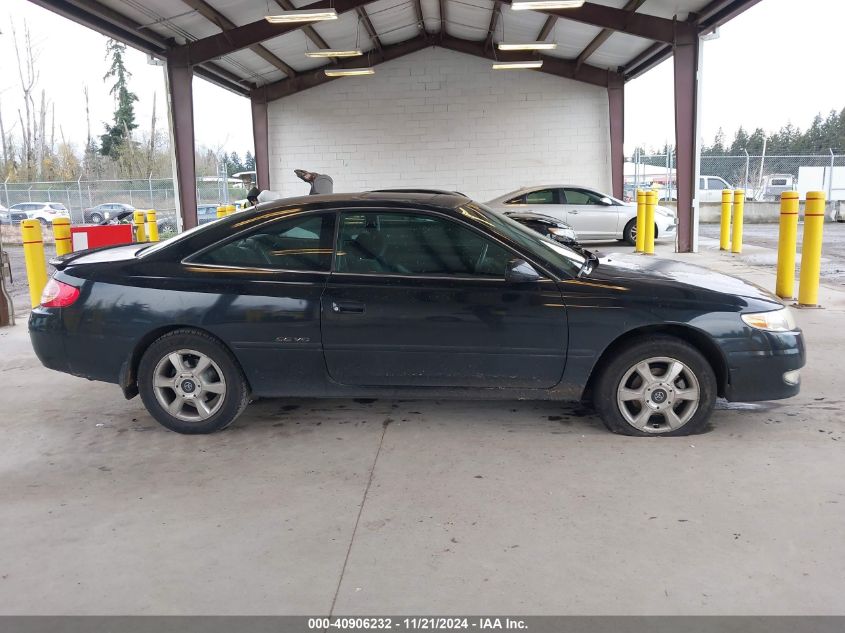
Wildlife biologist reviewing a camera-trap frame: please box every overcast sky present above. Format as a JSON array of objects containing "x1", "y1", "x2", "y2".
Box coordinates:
[{"x1": 2, "y1": 0, "x2": 844, "y2": 161}]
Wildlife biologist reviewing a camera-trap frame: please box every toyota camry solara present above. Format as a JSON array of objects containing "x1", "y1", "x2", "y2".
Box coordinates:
[{"x1": 29, "y1": 192, "x2": 804, "y2": 436}]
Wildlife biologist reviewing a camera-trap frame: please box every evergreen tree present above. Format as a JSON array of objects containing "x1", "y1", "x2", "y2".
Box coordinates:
[
  {"x1": 728, "y1": 127, "x2": 750, "y2": 155},
  {"x1": 244, "y1": 150, "x2": 255, "y2": 171},
  {"x1": 227, "y1": 151, "x2": 243, "y2": 175},
  {"x1": 100, "y1": 39, "x2": 138, "y2": 158}
]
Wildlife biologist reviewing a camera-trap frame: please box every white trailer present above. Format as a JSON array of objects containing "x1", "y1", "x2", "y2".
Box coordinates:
[{"x1": 798, "y1": 166, "x2": 845, "y2": 201}]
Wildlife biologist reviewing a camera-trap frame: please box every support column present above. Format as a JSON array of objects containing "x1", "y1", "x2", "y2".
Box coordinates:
[
  {"x1": 251, "y1": 90, "x2": 271, "y2": 190},
  {"x1": 165, "y1": 59, "x2": 198, "y2": 230},
  {"x1": 673, "y1": 28, "x2": 702, "y2": 253},
  {"x1": 607, "y1": 73, "x2": 625, "y2": 200}
]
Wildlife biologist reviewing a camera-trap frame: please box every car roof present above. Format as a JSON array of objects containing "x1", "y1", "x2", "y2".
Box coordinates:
[{"x1": 252, "y1": 191, "x2": 471, "y2": 213}]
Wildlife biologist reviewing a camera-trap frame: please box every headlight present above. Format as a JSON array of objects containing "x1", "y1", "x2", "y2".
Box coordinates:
[
  {"x1": 104, "y1": 212, "x2": 111, "y2": 219},
  {"x1": 741, "y1": 308, "x2": 797, "y2": 332},
  {"x1": 548, "y1": 226, "x2": 575, "y2": 237}
]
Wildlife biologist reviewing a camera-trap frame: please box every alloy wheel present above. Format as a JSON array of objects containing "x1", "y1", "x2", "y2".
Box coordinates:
[
  {"x1": 616, "y1": 356, "x2": 701, "y2": 433},
  {"x1": 152, "y1": 349, "x2": 227, "y2": 422}
]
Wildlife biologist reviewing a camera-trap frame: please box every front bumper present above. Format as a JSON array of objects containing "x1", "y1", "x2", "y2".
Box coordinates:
[{"x1": 724, "y1": 329, "x2": 805, "y2": 401}]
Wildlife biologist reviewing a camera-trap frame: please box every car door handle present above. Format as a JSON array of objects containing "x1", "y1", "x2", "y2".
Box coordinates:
[
  {"x1": 331, "y1": 300, "x2": 365, "y2": 314},
  {"x1": 569, "y1": 210, "x2": 579, "y2": 215}
]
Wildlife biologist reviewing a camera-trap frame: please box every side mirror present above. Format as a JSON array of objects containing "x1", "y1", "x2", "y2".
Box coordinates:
[
  {"x1": 599, "y1": 196, "x2": 613, "y2": 206},
  {"x1": 505, "y1": 259, "x2": 541, "y2": 283}
]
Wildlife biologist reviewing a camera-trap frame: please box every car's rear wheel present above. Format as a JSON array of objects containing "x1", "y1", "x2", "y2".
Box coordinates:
[
  {"x1": 138, "y1": 329, "x2": 249, "y2": 434},
  {"x1": 593, "y1": 336, "x2": 716, "y2": 436}
]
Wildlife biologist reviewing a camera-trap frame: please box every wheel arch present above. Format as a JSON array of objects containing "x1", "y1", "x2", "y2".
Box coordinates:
[
  {"x1": 582, "y1": 323, "x2": 729, "y2": 401},
  {"x1": 119, "y1": 325, "x2": 252, "y2": 399}
]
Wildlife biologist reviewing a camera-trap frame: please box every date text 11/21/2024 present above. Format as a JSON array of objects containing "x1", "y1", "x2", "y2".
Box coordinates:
[{"x1": 307, "y1": 617, "x2": 528, "y2": 630}]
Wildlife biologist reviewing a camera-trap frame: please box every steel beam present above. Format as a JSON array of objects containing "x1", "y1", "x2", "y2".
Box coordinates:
[
  {"x1": 274, "y1": 0, "x2": 334, "y2": 51},
  {"x1": 607, "y1": 73, "x2": 624, "y2": 200},
  {"x1": 697, "y1": 0, "x2": 763, "y2": 30},
  {"x1": 439, "y1": 35, "x2": 615, "y2": 88},
  {"x1": 673, "y1": 28, "x2": 701, "y2": 253},
  {"x1": 180, "y1": 0, "x2": 296, "y2": 77},
  {"x1": 259, "y1": 34, "x2": 434, "y2": 101},
  {"x1": 536, "y1": 16, "x2": 557, "y2": 41},
  {"x1": 485, "y1": 1, "x2": 502, "y2": 51},
  {"x1": 357, "y1": 6, "x2": 383, "y2": 50},
  {"x1": 166, "y1": 61, "x2": 198, "y2": 230},
  {"x1": 499, "y1": 0, "x2": 692, "y2": 45},
  {"x1": 169, "y1": 0, "x2": 379, "y2": 66},
  {"x1": 439, "y1": 0, "x2": 447, "y2": 39},
  {"x1": 29, "y1": 0, "x2": 252, "y2": 96},
  {"x1": 575, "y1": 0, "x2": 646, "y2": 70},
  {"x1": 251, "y1": 92, "x2": 271, "y2": 191}
]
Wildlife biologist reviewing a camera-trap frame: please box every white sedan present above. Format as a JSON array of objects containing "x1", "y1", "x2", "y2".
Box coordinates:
[{"x1": 486, "y1": 185, "x2": 677, "y2": 245}]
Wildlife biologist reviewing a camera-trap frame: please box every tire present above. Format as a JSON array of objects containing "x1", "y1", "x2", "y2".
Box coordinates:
[
  {"x1": 593, "y1": 336, "x2": 717, "y2": 437},
  {"x1": 138, "y1": 328, "x2": 250, "y2": 434},
  {"x1": 89, "y1": 213, "x2": 104, "y2": 224},
  {"x1": 158, "y1": 222, "x2": 176, "y2": 234},
  {"x1": 622, "y1": 219, "x2": 637, "y2": 245},
  {"x1": 621, "y1": 219, "x2": 659, "y2": 246},
  {"x1": 38, "y1": 217, "x2": 49, "y2": 227}
]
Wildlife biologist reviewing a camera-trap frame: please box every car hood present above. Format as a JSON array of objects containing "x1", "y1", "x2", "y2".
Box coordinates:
[{"x1": 582, "y1": 253, "x2": 783, "y2": 311}]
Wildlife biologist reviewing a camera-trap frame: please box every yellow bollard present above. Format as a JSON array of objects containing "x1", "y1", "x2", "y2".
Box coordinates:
[
  {"x1": 775, "y1": 191, "x2": 800, "y2": 299},
  {"x1": 643, "y1": 190, "x2": 656, "y2": 255},
  {"x1": 52, "y1": 216, "x2": 72, "y2": 257},
  {"x1": 217, "y1": 205, "x2": 227, "y2": 219},
  {"x1": 731, "y1": 189, "x2": 745, "y2": 254},
  {"x1": 133, "y1": 210, "x2": 147, "y2": 243},
  {"x1": 146, "y1": 210, "x2": 159, "y2": 242},
  {"x1": 720, "y1": 189, "x2": 732, "y2": 251},
  {"x1": 227, "y1": 204, "x2": 236, "y2": 216},
  {"x1": 635, "y1": 190, "x2": 646, "y2": 252},
  {"x1": 21, "y1": 219, "x2": 48, "y2": 308},
  {"x1": 798, "y1": 191, "x2": 826, "y2": 307}
]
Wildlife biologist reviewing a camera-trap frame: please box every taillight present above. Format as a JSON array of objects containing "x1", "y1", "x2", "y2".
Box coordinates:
[{"x1": 40, "y1": 278, "x2": 80, "y2": 308}]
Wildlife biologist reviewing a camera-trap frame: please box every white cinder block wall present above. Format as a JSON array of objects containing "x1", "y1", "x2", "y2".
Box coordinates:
[{"x1": 268, "y1": 47, "x2": 612, "y2": 202}]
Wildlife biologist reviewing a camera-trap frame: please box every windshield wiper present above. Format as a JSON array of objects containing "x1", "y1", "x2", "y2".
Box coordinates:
[{"x1": 577, "y1": 249, "x2": 600, "y2": 278}]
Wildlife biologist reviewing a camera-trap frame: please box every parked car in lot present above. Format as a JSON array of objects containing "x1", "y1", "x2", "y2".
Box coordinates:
[
  {"x1": 30, "y1": 191, "x2": 804, "y2": 437},
  {"x1": 157, "y1": 204, "x2": 229, "y2": 234},
  {"x1": 84, "y1": 203, "x2": 135, "y2": 224},
  {"x1": 486, "y1": 185, "x2": 676, "y2": 245},
  {"x1": 503, "y1": 210, "x2": 578, "y2": 246},
  {"x1": 0, "y1": 204, "x2": 30, "y2": 225},
  {"x1": 10, "y1": 202, "x2": 71, "y2": 226}
]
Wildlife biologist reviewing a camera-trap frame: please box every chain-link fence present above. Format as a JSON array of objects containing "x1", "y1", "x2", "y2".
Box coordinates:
[
  {"x1": 627, "y1": 150, "x2": 845, "y2": 203},
  {"x1": 1, "y1": 176, "x2": 248, "y2": 224}
]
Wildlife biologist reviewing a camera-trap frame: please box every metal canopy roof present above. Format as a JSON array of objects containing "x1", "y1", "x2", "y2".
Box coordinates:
[{"x1": 31, "y1": 0, "x2": 760, "y2": 99}]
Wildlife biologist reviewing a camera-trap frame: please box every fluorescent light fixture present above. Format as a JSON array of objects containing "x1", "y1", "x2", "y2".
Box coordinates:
[
  {"x1": 491, "y1": 60, "x2": 543, "y2": 70},
  {"x1": 265, "y1": 9, "x2": 338, "y2": 23},
  {"x1": 497, "y1": 42, "x2": 558, "y2": 51},
  {"x1": 324, "y1": 67, "x2": 375, "y2": 77},
  {"x1": 511, "y1": 0, "x2": 585, "y2": 10},
  {"x1": 305, "y1": 48, "x2": 363, "y2": 58}
]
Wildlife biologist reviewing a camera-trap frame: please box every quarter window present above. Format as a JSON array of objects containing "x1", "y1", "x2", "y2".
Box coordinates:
[
  {"x1": 194, "y1": 212, "x2": 335, "y2": 271},
  {"x1": 336, "y1": 211, "x2": 513, "y2": 277}
]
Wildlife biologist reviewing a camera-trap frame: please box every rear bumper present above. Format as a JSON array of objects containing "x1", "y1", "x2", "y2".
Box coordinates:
[
  {"x1": 29, "y1": 308, "x2": 69, "y2": 374},
  {"x1": 724, "y1": 330, "x2": 805, "y2": 401}
]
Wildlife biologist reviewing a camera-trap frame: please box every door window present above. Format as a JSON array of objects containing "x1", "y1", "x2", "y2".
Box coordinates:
[
  {"x1": 561, "y1": 188, "x2": 606, "y2": 205},
  {"x1": 707, "y1": 178, "x2": 727, "y2": 190},
  {"x1": 336, "y1": 212, "x2": 513, "y2": 277},
  {"x1": 506, "y1": 189, "x2": 558, "y2": 205},
  {"x1": 193, "y1": 212, "x2": 335, "y2": 271}
]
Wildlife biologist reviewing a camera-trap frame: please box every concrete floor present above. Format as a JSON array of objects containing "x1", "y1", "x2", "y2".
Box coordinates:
[{"x1": 0, "y1": 238, "x2": 843, "y2": 615}]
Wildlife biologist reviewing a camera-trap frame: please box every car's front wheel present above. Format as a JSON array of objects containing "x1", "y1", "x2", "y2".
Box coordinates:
[
  {"x1": 622, "y1": 219, "x2": 659, "y2": 246},
  {"x1": 138, "y1": 329, "x2": 249, "y2": 434},
  {"x1": 89, "y1": 213, "x2": 104, "y2": 224},
  {"x1": 593, "y1": 336, "x2": 716, "y2": 436}
]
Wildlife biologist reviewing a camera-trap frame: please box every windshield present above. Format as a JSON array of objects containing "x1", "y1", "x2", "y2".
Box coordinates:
[{"x1": 460, "y1": 202, "x2": 585, "y2": 277}]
